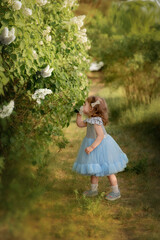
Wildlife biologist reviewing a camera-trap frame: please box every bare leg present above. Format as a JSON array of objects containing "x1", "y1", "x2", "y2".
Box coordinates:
[
  {"x1": 91, "y1": 175, "x2": 98, "y2": 184},
  {"x1": 107, "y1": 174, "x2": 118, "y2": 186}
]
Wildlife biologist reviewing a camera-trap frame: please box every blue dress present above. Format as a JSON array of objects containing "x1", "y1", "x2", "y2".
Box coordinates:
[{"x1": 72, "y1": 116, "x2": 129, "y2": 176}]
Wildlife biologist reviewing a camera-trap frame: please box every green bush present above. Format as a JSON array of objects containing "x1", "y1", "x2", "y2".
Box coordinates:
[{"x1": 0, "y1": 0, "x2": 91, "y2": 213}]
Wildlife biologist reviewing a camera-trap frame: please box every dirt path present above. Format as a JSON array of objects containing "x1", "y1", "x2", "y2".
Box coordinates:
[{"x1": 21, "y1": 72, "x2": 160, "y2": 240}]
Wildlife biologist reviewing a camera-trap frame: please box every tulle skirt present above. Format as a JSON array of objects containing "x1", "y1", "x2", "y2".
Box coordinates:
[{"x1": 72, "y1": 134, "x2": 129, "y2": 177}]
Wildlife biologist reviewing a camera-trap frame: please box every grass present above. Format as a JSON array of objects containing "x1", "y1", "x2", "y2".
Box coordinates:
[{"x1": 0, "y1": 72, "x2": 159, "y2": 240}]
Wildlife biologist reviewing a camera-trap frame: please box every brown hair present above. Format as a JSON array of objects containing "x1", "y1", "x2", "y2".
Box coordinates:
[{"x1": 86, "y1": 95, "x2": 109, "y2": 126}]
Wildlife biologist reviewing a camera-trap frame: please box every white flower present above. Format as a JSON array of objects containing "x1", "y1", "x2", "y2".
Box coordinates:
[
  {"x1": 32, "y1": 49, "x2": 38, "y2": 59},
  {"x1": 46, "y1": 35, "x2": 51, "y2": 42},
  {"x1": 75, "y1": 28, "x2": 88, "y2": 43},
  {"x1": 62, "y1": 0, "x2": 77, "y2": 8},
  {"x1": 36, "y1": 99, "x2": 41, "y2": 104},
  {"x1": 12, "y1": 1, "x2": 22, "y2": 10},
  {"x1": 78, "y1": 72, "x2": 83, "y2": 76},
  {"x1": 89, "y1": 61, "x2": 104, "y2": 71},
  {"x1": 63, "y1": 15, "x2": 86, "y2": 30},
  {"x1": 40, "y1": 65, "x2": 54, "y2": 78},
  {"x1": 0, "y1": 100, "x2": 15, "y2": 118},
  {"x1": 32, "y1": 88, "x2": 53, "y2": 105},
  {"x1": 42, "y1": 26, "x2": 51, "y2": 36},
  {"x1": 36, "y1": 0, "x2": 48, "y2": 6},
  {"x1": 46, "y1": 26, "x2": 51, "y2": 32},
  {"x1": 39, "y1": 40, "x2": 43, "y2": 45},
  {"x1": 0, "y1": 27, "x2": 16, "y2": 45},
  {"x1": 43, "y1": 27, "x2": 52, "y2": 42},
  {"x1": 23, "y1": 8, "x2": 32, "y2": 16}
]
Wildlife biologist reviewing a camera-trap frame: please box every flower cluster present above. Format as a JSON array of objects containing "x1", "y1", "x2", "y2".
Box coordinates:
[
  {"x1": 0, "y1": 100, "x2": 15, "y2": 118},
  {"x1": 75, "y1": 28, "x2": 88, "y2": 43},
  {"x1": 23, "y1": 7, "x2": 32, "y2": 16},
  {"x1": 0, "y1": 27, "x2": 16, "y2": 45},
  {"x1": 36, "y1": 0, "x2": 48, "y2": 6},
  {"x1": 0, "y1": 0, "x2": 89, "y2": 112},
  {"x1": 11, "y1": 1, "x2": 32, "y2": 16},
  {"x1": 62, "y1": 0, "x2": 78, "y2": 8},
  {"x1": 42, "y1": 26, "x2": 52, "y2": 42},
  {"x1": 32, "y1": 49, "x2": 38, "y2": 59},
  {"x1": 12, "y1": 1, "x2": 22, "y2": 11},
  {"x1": 40, "y1": 65, "x2": 54, "y2": 78},
  {"x1": 63, "y1": 15, "x2": 86, "y2": 30},
  {"x1": 32, "y1": 88, "x2": 53, "y2": 104}
]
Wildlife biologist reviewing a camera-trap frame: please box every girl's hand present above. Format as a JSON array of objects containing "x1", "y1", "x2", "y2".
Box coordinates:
[{"x1": 85, "y1": 146, "x2": 94, "y2": 154}]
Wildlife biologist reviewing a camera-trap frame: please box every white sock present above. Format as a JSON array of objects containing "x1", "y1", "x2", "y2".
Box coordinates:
[
  {"x1": 111, "y1": 184, "x2": 119, "y2": 193},
  {"x1": 91, "y1": 183, "x2": 98, "y2": 191}
]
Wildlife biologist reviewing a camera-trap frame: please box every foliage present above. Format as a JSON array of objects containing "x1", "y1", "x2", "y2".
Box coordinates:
[
  {"x1": 87, "y1": 0, "x2": 160, "y2": 104},
  {"x1": 0, "y1": 0, "x2": 91, "y2": 213}
]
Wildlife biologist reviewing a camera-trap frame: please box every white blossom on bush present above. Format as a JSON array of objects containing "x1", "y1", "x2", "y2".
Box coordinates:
[
  {"x1": 41, "y1": 65, "x2": 54, "y2": 78},
  {"x1": 63, "y1": 15, "x2": 86, "y2": 30},
  {"x1": 42, "y1": 26, "x2": 51, "y2": 36},
  {"x1": 0, "y1": 27, "x2": 16, "y2": 45},
  {"x1": 23, "y1": 8, "x2": 32, "y2": 16},
  {"x1": 75, "y1": 28, "x2": 88, "y2": 43},
  {"x1": 36, "y1": 0, "x2": 48, "y2": 6},
  {"x1": 32, "y1": 49, "x2": 38, "y2": 59},
  {"x1": 62, "y1": 0, "x2": 78, "y2": 8},
  {"x1": 12, "y1": 1, "x2": 22, "y2": 10},
  {"x1": 0, "y1": 100, "x2": 14, "y2": 118},
  {"x1": 32, "y1": 88, "x2": 53, "y2": 104},
  {"x1": 46, "y1": 35, "x2": 52, "y2": 42},
  {"x1": 42, "y1": 26, "x2": 52, "y2": 42},
  {"x1": 39, "y1": 40, "x2": 44, "y2": 45}
]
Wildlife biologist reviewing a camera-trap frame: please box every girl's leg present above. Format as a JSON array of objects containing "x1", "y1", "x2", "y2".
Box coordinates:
[
  {"x1": 107, "y1": 174, "x2": 117, "y2": 186},
  {"x1": 91, "y1": 175, "x2": 98, "y2": 184}
]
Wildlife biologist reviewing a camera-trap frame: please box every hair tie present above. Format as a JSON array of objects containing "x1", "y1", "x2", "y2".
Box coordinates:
[{"x1": 91, "y1": 100, "x2": 100, "y2": 107}]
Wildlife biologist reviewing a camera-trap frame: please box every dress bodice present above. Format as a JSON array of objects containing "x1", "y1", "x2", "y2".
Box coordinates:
[{"x1": 83, "y1": 116, "x2": 107, "y2": 139}]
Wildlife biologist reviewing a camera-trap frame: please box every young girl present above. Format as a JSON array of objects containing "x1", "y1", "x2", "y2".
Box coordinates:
[{"x1": 72, "y1": 96, "x2": 129, "y2": 200}]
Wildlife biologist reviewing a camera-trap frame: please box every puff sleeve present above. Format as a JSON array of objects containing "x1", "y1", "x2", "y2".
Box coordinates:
[{"x1": 83, "y1": 117, "x2": 103, "y2": 125}]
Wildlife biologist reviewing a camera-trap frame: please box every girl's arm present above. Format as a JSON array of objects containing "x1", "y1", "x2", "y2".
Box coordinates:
[
  {"x1": 76, "y1": 113, "x2": 87, "y2": 128},
  {"x1": 85, "y1": 124, "x2": 104, "y2": 154}
]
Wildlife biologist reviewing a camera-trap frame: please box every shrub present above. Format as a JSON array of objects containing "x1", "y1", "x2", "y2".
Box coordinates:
[{"x1": 0, "y1": 0, "x2": 91, "y2": 213}]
